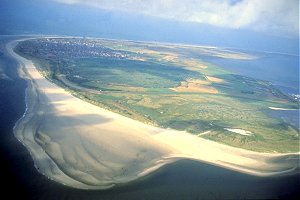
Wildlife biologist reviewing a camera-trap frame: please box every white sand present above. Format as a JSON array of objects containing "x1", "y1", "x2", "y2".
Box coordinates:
[
  {"x1": 224, "y1": 128, "x2": 253, "y2": 136},
  {"x1": 197, "y1": 130, "x2": 211, "y2": 136},
  {"x1": 269, "y1": 107, "x2": 298, "y2": 111},
  {"x1": 7, "y1": 38, "x2": 300, "y2": 190}
]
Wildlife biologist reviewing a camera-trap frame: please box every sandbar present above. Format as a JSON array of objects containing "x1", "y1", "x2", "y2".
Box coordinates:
[{"x1": 6, "y1": 38, "x2": 300, "y2": 190}]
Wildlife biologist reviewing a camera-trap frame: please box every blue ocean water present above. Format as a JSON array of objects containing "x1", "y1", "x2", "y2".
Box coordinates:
[{"x1": 203, "y1": 52, "x2": 299, "y2": 95}]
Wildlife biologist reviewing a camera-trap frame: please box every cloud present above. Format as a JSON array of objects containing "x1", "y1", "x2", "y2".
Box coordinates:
[{"x1": 53, "y1": 0, "x2": 299, "y2": 36}]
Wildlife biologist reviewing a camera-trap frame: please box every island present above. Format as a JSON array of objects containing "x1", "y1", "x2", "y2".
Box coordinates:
[{"x1": 6, "y1": 37, "x2": 300, "y2": 189}]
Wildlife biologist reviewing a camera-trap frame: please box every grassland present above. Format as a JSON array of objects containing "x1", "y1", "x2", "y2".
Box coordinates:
[{"x1": 15, "y1": 38, "x2": 299, "y2": 153}]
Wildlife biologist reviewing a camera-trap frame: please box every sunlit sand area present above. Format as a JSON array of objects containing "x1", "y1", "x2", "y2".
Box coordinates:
[
  {"x1": 170, "y1": 78, "x2": 219, "y2": 94},
  {"x1": 7, "y1": 39, "x2": 300, "y2": 189},
  {"x1": 269, "y1": 107, "x2": 299, "y2": 111}
]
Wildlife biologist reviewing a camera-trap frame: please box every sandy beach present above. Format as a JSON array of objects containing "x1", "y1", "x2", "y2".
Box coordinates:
[{"x1": 6, "y1": 38, "x2": 300, "y2": 190}]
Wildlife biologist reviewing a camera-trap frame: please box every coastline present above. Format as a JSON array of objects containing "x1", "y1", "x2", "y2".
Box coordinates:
[{"x1": 6, "y1": 38, "x2": 300, "y2": 190}]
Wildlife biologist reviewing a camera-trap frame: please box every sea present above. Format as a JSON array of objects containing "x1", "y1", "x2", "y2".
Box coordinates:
[
  {"x1": 0, "y1": 37, "x2": 299, "y2": 199},
  {"x1": 203, "y1": 49, "x2": 299, "y2": 94}
]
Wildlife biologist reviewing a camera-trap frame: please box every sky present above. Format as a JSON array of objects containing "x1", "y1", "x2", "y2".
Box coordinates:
[
  {"x1": 52, "y1": 0, "x2": 299, "y2": 37},
  {"x1": 0, "y1": 0, "x2": 299, "y2": 53}
]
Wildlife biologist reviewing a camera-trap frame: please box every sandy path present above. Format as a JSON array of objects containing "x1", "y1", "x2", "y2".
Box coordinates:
[{"x1": 6, "y1": 39, "x2": 300, "y2": 190}]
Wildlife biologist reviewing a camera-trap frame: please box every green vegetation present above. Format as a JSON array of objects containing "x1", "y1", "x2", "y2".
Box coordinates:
[{"x1": 15, "y1": 38, "x2": 299, "y2": 153}]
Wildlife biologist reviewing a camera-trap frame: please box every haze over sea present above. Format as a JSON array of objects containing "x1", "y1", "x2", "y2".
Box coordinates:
[{"x1": 203, "y1": 52, "x2": 299, "y2": 95}]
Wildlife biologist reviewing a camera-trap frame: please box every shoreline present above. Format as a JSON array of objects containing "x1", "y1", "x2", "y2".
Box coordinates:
[{"x1": 6, "y1": 38, "x2": 300, "y2": 190}]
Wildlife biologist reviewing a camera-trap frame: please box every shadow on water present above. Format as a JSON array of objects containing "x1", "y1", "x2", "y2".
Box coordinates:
[
  {"x1": 0, "y1": 37, "x2": 299, "y2": 200},
  {"x1": 14, "y1": 159, "x2": 300, "y2": 200}
]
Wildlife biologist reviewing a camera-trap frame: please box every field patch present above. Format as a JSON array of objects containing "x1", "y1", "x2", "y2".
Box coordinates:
[{"x1": 170, "y1": 78, "x2": 218, "y2": 94}]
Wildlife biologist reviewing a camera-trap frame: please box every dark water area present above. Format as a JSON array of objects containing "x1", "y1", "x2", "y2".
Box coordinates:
[
  {"x1": 0, "y1": 37, "x2": 299, "y2": 199},
  {"x1": 203, "y1": 53, "x2": 299, "y2": 95}
]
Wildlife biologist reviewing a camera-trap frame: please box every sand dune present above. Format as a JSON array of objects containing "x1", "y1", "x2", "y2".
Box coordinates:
[
  {"x1": 224, "y1": 128, "x2": 253, "y2": 136},
  {"x1": 7, "y1": 38, "x2": 300, "y2": 190}
]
